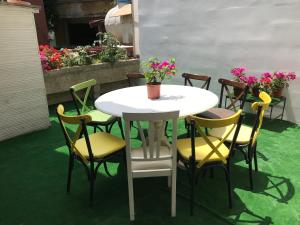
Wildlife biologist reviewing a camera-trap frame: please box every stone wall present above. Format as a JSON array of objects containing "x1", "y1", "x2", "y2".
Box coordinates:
[{"x1": 44, "y1": 59, "x2": 140, "y2": 105}]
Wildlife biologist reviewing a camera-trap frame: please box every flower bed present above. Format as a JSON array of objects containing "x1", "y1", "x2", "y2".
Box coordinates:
[
  {"x1": 39, "y1": 33, "x2": 128, "y2": 71},
  {"x1": 231, "y1": 67, "x2": 297, "y2": 97},
  {"x1": 40, "y1": 33, "x2": 139, "y2": 105},
  {"x1": 44, "y1": 59, "x2": 140, "y2": 105}
]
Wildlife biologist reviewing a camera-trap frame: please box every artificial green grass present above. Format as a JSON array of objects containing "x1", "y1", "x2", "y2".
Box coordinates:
[{"x1": 0, "y1": 103, "x2": 299, "y2": 225}]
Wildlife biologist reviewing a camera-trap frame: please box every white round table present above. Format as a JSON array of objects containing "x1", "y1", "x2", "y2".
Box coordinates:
[{"x1": 95, "y1": 85, "x2": 218, "y2": 117}]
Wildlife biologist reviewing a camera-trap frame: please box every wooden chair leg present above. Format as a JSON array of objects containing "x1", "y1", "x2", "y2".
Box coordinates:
[
  {"x1": 118, "y1": 118, "x2": 125, "y2": 139},
  {"x1": 104, "y1": 161, "x2": 113, "y2": 177},
  {"x1": 67, "y1": 154, "x2": 74, "y2": 193},
  {"x1": 127, "y1": 176, "x2": 135, "y2": 221},
  {"x1": 225, "y1": 164, "x2": 233, "y2": 209},
  {"x1": 168, "y1": 176, "x2": 171, "y2": 188},
  {"x1": 105, "y1": 125, "x2": 109, "y2": 133},
  {"x1": 248, "y1": 147, "x2": 254, "y2": 190},
  {"x1": 93, "y1": 126, "x2": 97, "y2": 133},
  {"x1": 254, "y1": 142, "x2": 258, "y2": 172},
  {"x1": 171, "y1": 171, "x2": 177, "y2": 217},
  {"x1": 190, "y1": 164, "x2": 196, "y2": 216},
  {"x1": 89, "y1": 173, "x2": 95, "y2": 206},
  {"x1": 249, "y1": 159, "x2": 254, "y2": 190}
]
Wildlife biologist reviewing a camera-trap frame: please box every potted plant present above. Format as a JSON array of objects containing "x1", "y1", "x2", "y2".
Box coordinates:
[
  {"x1": 142, "y1": 57, "x2": 176, "y2": 99},
  {"x1": 270, "y1": 72, "x2": 296, "y2": 97},
  {"x1": 245, "y1": 75, "x2": 260, "y2": 97},
  {"x1": 231, "y1": 67, "x2": 247, "y2": 96}
]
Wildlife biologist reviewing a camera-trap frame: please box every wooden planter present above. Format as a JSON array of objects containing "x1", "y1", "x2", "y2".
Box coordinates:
[{"x1": 44, "y1": 59, "x2": 140, "y2": 105}]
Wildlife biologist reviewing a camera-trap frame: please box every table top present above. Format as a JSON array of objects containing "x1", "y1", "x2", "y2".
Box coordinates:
[{"x1": 95, "y1": 85, "x2": 219, "y2": 117}]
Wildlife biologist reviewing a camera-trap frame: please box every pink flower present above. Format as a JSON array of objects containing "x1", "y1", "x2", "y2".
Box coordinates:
[
  {"x1": 246, "y1": 75, "x2": 258, "y2": 86},
  {"x1": 231, "y1": 67, "x2": 246, "y2": 77},
  {"x1": 261, "y1": 77, "x2": 272, "y2": 84},
  {"x1": 39, "y1": 51, "x2": 47, "y2": 61},
  {"x1": 158, "y1": 61, "x2": 170, "y2": 69},
  {"x1": 168, "y1": 64, "x2": 175, "y2": 70},
  {"x1": 150, "y1": 63, "x2": 159, "y2": 70},
  {"x1": 274, "y1": 72, "x2": 286, "y2": 79},
  {"x1": 240, "y1": 76, "x2": 248, "y2": 82},
  {"x1": 262, "y1": 72, "x2": 272, "y2": 79},
  {"x1": 287, "y1": 72, "x2": 296, "y2": 80}
]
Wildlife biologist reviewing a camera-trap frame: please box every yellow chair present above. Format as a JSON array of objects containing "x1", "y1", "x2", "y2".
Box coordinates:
[
  {"x1": 177, "y1": 110, "x2": 243, "y2": 215},
  {"x1": 56, "y1": 104, "x2": 126, "y2": 205},
  {"x1": 209, "y1": 91, "x2": 271, "y2": 189}
]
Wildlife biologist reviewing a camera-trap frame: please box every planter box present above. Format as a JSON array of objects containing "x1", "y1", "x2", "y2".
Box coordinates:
[{"x1": 44, "y1": 59, "x2": 140, "y2": 105}]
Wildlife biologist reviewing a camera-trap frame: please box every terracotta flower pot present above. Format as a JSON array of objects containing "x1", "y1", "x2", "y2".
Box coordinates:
[
  {"x1": 147, "y1": 82, "x2": 161, "y2": 99},
  {"x1": 251, "y1": 87, "x2": 260, "y2": 98},
  {"x1": 271, "y1": 87, "x2": 283, "y2": 98}
]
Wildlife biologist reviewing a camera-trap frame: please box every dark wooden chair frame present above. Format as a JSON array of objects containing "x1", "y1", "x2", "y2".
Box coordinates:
[
  {"x1": 234, "y1": 105, "x2": 263, "y2": 190},
  {"x1": 57, "y1": 110, "x2": 125, "y2": 205},
  {"x1": 126, "y1": 72, "x2": 144, "y2": 87},
  {"x1": 182, "y1": 73, "x2": 212, "y2": 132},
  {"x1": 182, "y1": 73, "x2": 211, "y2": 90},
  {"x1": 218, "y1": 78, "x2": 249, "y2": 112},
  {"x1": 70, "y1": 84, "x2": 124, "y2": 138}
]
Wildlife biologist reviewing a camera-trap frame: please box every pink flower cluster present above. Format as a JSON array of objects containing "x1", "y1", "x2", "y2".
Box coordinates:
[
  {"x1": 231, "y1": 67, "x2": 297, "y2": 90},
  {"x1": 150, "y1": 61, "x2": 176, "y2": 72},
  {"x1": 143, "y1": 57, "x2": 176, "y2": 83},
  {"x1": 231, "y1": 67, "x2": 246, "y2": 77}
]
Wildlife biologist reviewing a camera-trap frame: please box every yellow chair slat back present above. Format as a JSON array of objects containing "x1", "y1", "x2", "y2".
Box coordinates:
[{"x1": 189, "y1": 109, "x2": 242, "y2": 168}]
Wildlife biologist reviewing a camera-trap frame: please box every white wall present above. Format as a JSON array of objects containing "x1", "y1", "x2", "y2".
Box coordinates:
[
  {"x1": 0, "y1": 3, "x2": 50, "y2": 141},
  {"x1": 137, "y1": 0, "x2": 300, "y2": 123}
]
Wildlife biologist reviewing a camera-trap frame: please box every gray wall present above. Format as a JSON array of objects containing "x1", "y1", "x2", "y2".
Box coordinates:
[{"x1": 138, "y1": 0, "x2": 300, "y2": 123}]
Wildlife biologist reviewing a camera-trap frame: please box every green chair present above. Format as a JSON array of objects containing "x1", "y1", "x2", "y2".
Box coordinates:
[
  {"x1": 70, "y1": 79, "x2": 124, "y2": 138},
  {"x1": 56, "y1": 104, "x2": 126, "y2": 205}
]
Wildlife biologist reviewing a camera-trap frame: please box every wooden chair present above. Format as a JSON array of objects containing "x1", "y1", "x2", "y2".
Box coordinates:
[
  {"x1": 123, "y1": 111, "x2": 179, "y2": 221},
  {"x1": 182, "y1": 73, "x2": 212, "y2": 132},
  {"x1": 70, "y1": 79, "x2": 124, "y2": 138},
  {"x1": 56, "y1": 104, "x2": 126, "y2": 205},
  {"x1": 126, "y1": 72, "x2": 144, "y2": 87},
  {"x1": 182, "y1": 73, "x2": 211, "y2": 90},
  {"x1": 199, "y1": 78, "x2": 249, "y2": 119},
  {"x1": 209, "y1": 91, "x2": 271, "y2": 189},
  {"x1": 177, "y1": 110, "x2": 243, "y2": 215}
]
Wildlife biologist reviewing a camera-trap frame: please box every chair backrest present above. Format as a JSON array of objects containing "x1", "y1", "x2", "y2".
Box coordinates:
[
  {"x1": 218, "y1": 78, "x2": 249, "y2": 111},
  {"x1": 56, "y1": 104, "x2": 92, "y2": 164},
  {"x1": 123, "y1": 111, "x2": 179, "y2": 170},
  {"x1": 126, "y1": 72, "x2": 145, "y2": 87},
  {"x1": 182, "y1": 73, "x2": 211, "y2": 90},
  {"x1": 249, "y1": 91, "x2": 271, "y2": 146},
  {"x1": 70, "y1": 79, "x2": 96, "y2": 115},
  {"x1": 189, "y1": 109, "x2": 243, "y2": 168}
]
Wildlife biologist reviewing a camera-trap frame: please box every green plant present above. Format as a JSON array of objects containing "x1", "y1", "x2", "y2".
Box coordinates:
[
  {"x1": 142, "y1": 57, "x2": 176, "y2": 83},
  {"x1": 96, "y1": 32, "x2": 127, "y2": 64}
]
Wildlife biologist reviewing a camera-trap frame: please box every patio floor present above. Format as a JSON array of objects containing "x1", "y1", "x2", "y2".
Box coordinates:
[{"x1": 0, "y1": 103, "x2": 299, "y2": 225}]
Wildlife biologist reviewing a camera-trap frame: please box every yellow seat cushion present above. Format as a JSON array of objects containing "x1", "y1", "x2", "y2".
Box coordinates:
[
  {"x1": 208, "y1": 125, "x2": 252, "y2": 145},
  {"x1": 177, "y1": 136, "x2": 230, "y2": 164},
  {"x1": 75, "y1": 132, "x2": 125, "y2": 159}
]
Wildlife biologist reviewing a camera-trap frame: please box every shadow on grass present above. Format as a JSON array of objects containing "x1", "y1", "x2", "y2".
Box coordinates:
[
  {"x1": 243, "y1": 113, "x2": 297, "y2": 133},
  {"x1": 175, "y1": 161, "x2": 294, "y2": 225}
]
